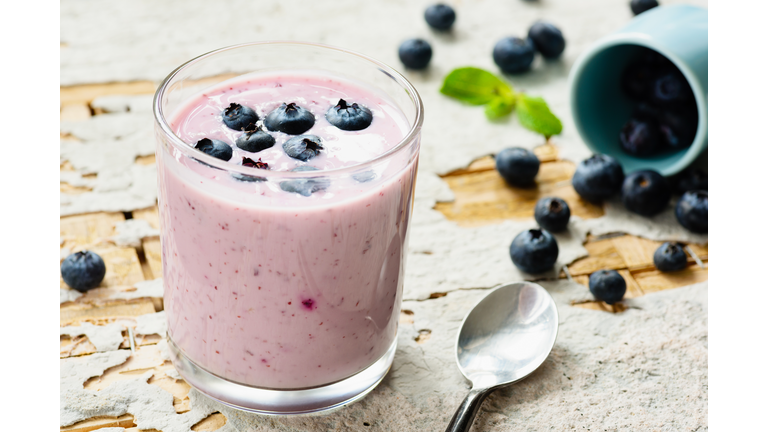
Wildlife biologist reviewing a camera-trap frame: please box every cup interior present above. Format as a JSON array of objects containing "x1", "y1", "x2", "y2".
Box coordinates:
[{"x1": 570, "y1": 41, "x2": 707, "y2": 176}]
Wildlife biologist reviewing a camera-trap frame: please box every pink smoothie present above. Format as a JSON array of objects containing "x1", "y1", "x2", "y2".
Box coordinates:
[{"x1": 158, "y1": 72, "x2": 418, "y2": 389}]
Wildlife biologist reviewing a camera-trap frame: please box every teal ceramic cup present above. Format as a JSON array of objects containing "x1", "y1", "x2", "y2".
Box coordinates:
[{"x1": 569, "y1": 4, "x2": 708, "y2": 176}]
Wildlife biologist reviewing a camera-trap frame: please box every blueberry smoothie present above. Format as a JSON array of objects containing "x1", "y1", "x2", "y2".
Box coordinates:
[{"x1": 158, "y1": 71, "x2": 418, "y2": 389}]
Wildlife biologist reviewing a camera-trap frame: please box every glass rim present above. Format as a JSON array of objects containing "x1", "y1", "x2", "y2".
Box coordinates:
[{"x1": 152, "y1": 41, "x2": 424, "y2": 179}]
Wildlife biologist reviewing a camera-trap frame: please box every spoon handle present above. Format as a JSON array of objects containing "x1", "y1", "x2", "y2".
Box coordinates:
[{"x1": 444, "y1": 387, "x2": 492, "y2": 432}]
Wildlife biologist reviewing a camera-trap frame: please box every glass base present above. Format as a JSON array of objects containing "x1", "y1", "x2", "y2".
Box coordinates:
[{"x1": 167, "y1": 336, "x2": 396, "y2": 415}]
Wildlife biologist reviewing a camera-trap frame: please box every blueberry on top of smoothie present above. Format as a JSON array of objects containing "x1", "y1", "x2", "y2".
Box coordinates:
[
  {"x1": 236, "y1": 127, "x2": 275, "y2": 153},
  {"x1": 222, "y1": 103, "x2": 259, "y2": 131},
  {"x1": 194, "y1": 138, "x2": 233, "y2": 161},
  {"x1": 232, "y1": 157, "x2": 268, "y2": 182},
  {"x1": 283, "y1": 135, "x2": 324, "y2": 162},
  {"x1": 326, "y1": 99, "x2": 373, "y2": 131},
  {"x1": 264, "y1": 102, "x2": 315, "y2": 135},
  {"x1": 279, "y1": 166, "x2": 330, "y2": 197}
]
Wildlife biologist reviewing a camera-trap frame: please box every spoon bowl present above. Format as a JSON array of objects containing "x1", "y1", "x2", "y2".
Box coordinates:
[{"x1": 446, "y1": 281, "x2": 559, "y2": 432}]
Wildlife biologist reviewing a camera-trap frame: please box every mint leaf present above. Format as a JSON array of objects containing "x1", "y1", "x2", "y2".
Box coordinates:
[
  {"x1": 485, "y1": 96, "x2": 516, "y2": 120},
  {"x1": 440, "y1": 67, "x2": 514, "y2": 105},
  {"x1": 516, "y1": 94, "x2": 563, "y2": 138}
]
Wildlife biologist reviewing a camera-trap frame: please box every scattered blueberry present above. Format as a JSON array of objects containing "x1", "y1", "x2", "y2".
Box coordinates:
[
  {"x1": 495, "y1": 147, "x2": 540, "y2": 187},
  {"x1": 236, "y1": 127, "x2": 275, "y2": 153},
  {"x1": 621, "y1": 63, "x2": 656, "y2": 100},
  {"x1": 509, "y1": 228, "x2": 559, "y2": 274},
  {"x1": 398, "y1": 39, "x2": 433, "y2": 70},
  {"x1": 424, "y1": 4, "x2": 456, "y2": 30},
  {"x1": 619, "y1": 118, "x2": 661, "y2": 156},
  {"x1": 534, "y1": 197, "x2": 571, "y2": 232},
  {"x1": 657, "y1": 106, "x2": 698, "y2": 149},
  {"x1": 572, "y1": 154, "x2": 625, "y2": 203},
  {"x1": 527, "y1": 21, "x2": 566, "y2": 59},
  {"x1": 653, "y1": 242, "x2": 688, "y2": 272},
  {"x1": 675, "y1": 190, "x2": 707, "y2": 233},
  {"x1": 326, "y1": 99, "x2": 373, "y2": 131},
  {"x1": 352, "y1": 170, "x2": 377, "y2": 183},
  {"x1": 588, "y1": 270, "x2": 626, "y2": 304},
  {"x1": 493, "y1": 37, "x2": 535, "y2": 74},
  {"x1": 283, "y1": 135, "x2": 324, "y2": 161},
  {"x1": 264, "y1": 103, "x2": 315, "y2": 135},
  {"x1": 222, "y1": 103, "x2": 258, "y2": 131},
  {"x1": 61, "y1": 251, "x2": 106, "y2": 292},
  {"x1": 194, "y1": 138, "x2": 233, "y2": 161},
  {"x1": 671, "y1": 168, "x2": 707, "y2": 194},
  {"x1": 279, "y1": 166, "x2": 329, "y2": 197},
  {"x1": 232, "y1": 157, "x2": 269, "y2": 182},
  {"x1": 650, "y1": 70, "x2": 692, "y2": 106},
  {"x1": 630, "y1": 0, "x2": 659, "y2": 16},
  {"x1": 621, "y1": 170, "x2": 671, "y2": 216}
]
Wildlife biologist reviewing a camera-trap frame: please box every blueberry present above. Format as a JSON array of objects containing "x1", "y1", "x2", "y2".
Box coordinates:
[
  {"x1": 657, "y1": 106, "x2": 698, "y2": 149},
  {"x1": 325, "y1": 99, "x2": 373, "y2": 131},
  {"x1": 675, "y1": 190, "x2": 707, "y2": 233},
  {"x1": 621, "y1": 62, "x2": 655, "y2": 100},
  {"x1": 236, "y1": 127, "x2": 275, "y2": 153},
  {"x1": 588, "y1": 270, "x2": 626, "y2": 304},
  {"x1": 509, "y1": 228, "x2": 559, "y2": 274},
  {"x1": 572, "y1": 154, "x2": 625, "y2": 203},
  {"x1": 283, "y1": 135, "x2": 324, "y2": 161},
  {"x1": 222, "y1": 103, "x2": 258, "y2": 131},
  {"x1": 650, "y1": 70, "x2": 693, "y2": 106},
  {"x1": 232, "y1": 157, "x2": 269, "y2": 182},
  {"x1": 534, "y1": 197, "x2": 571, "y2": 232},
  {"x1": 424, "y1": 4, "x2": 456, "y2": 30},
  {"x1": 671, "y1": 168, "x2": 707, "y2": 194},
  {"x1": 527, "y1": 21, "x2": 566, "y2": 59},
  {"x1": 653, "y1": 242, "x2": 688, "y2": 272},
  {"x1": 398, "y1": 39, "x2": 433, "y2": 70},
  {"x1": 493, "y1": 37, "x2": 535, "y2": 74},
  {"x1": 495, "y1": 147, "x2": 539, "y2": 187},
  {"x1": 264, "y1": 103, "x2": 315, "y2": 135},
  {"x1": 621, "y1": 170, "x2": 671, "y2": 216},
  {"x1": 61, "y1": 251, "x2": 106, "y2": 292},
  {"x1": 194, "y1": 138, "x2": 233, "y2": 161},
  {"x1": 280, "y1": 166, "x2": 329, "y2": 196},
  {"x1": 630, "y1": 0, "x2": 659, "y2": 15},
  {"x1": 619, "y1": 118, "x2": 661, "y2": 156}
]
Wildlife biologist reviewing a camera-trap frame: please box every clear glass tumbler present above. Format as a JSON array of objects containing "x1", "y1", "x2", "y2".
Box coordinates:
[{"x1": 152, "y1": 42, "x2": 423, "y2": 415}]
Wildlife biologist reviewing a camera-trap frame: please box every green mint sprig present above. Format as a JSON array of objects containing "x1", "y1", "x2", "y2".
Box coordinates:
[{"x1": 440, "y1": 67, "x2": 563, "y2": 138}]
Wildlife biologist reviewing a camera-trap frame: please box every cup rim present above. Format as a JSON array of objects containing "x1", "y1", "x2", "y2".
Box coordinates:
[
  {"x1": 568, "y1": 33, "x2": 707, "y2": 176},
  {"x1": 152, "y1": 41, "x2": 424, "y2": 179}
]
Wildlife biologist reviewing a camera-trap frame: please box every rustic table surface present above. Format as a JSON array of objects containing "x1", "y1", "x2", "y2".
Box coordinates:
[{"x1": 60, "y1": 1, "x2": 708, "y2": 431}]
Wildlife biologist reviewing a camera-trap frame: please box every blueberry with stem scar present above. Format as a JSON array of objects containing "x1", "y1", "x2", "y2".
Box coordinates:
[
  {"x1": 264, "y1": 103, "x2": 315, "y2": 135},
  {"x1": 326, "y1": 99, "x2": 373, "y2": 131},
  {"x1": 283, "y1": 135, "x2": 324, "y2": 162},
  {"x1": 509, "y1": 228, "x2": 559, "y2": 274},
  {"x1": 588, "y1": 270, "x2": 626, "y2": 304},
  {"x1": 236, "y1": 127, "x2": 275, "y2": 153},
  {"x1": 653, "y1": 242, "x2": 688, "y2": 272},
  {"x1": 222, "y1": 103, "x2": 258, "y2": 131}
]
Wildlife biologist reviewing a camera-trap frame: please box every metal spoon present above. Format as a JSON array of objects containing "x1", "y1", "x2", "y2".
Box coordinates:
[{"x1": 445, "y1": 281, "x2": 559, "y2": 432}]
